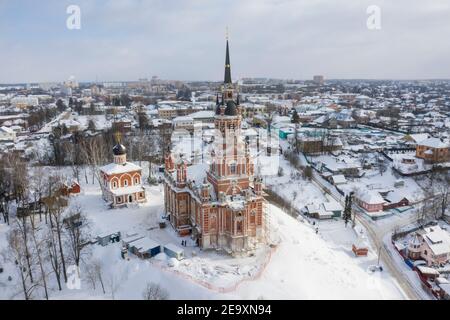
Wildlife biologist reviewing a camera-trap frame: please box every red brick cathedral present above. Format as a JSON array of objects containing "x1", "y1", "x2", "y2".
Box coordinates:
[{"x1": 163, "y1": 39, "x2": 265, "y2": 254}]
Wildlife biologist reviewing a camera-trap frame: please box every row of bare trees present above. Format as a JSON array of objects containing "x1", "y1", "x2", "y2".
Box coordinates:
[
  {"x1": 45, "y1": 126, "x2": 165, "y2": 171},
  {"x1": 417, "y1": 173, "x2": 450, "y2": 223},
  {"x1": 0, "y1": 156, "x2": 90, "y2": 300}
]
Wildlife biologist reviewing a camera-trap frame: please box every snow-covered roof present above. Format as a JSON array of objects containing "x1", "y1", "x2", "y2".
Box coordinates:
[
  {"x1": 419, "y1": 137, "x2": 449, "y2": 149},
  {"x1": 173, "y1": 116, "x2": 193, "y2": 122},
  {"x1": 164, "y1": 243, "x2": 184, "y2": 254},
  {"x1": 417, "y1": 265, "x2": 440, "y2": 276},
  {"x1": 132, "y1": 237, "x2": 160, "y2": 251},
  {"x1": 100, "y1": 162, "x2": 142, "y2": 175},
  {"x1": 186, "y1": 163, "x2": 209, "y2": 184},
  {"x1": 422, "y1": 226, "x2": 450, "y2": 256},
  {"x1": 306, "y1": 204, "x2": 319, "y2": 213},
  {"x1": 356, "y1": 190, "x2": 385, "y2": 205},
  {"x1": 331, "y1": 175, "x2": 347, "y2": 184},
  {"x1": 189, "y1": 110, "x2": 215, "y2": 119},
  {"x1": 322, "y1": 201, "x2": 343, "y2": 212},
  {"x1": 405, "y1": 133, "x2": 429, "y2": 143},
  {"x1": 409, "y1": 233, "x2": 422, "y2": 246},
  {"x1": 385, "y1": 190, "x2": 409, "y2": 204}
]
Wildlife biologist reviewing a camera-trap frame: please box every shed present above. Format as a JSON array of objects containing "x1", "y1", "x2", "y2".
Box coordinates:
[
  {"x1": 322, "y1": 201, "x2": 343, "y2": 218},
  {"x1": 278, "y1": 127, "x2": 294, "y2": 140},
  {"x1": 305, "y1": 204, "x2": 319, "y2": 216},
  {"x1": 352, "y1": 234, "x2": 369, "y2": 257},
  {"x1": 331, "y1": 174, "x2": 347, "y2": 185},
  {"x1": 164, "y1": 243, "x2": 185, "y2": 260},
  {"x1": 122, "y1": 234, "x2": 145, "y2": 249},
  {"x1": 129, "y1": 237, "x2": 161, "y2": 259},
  {"x1": 97, "y1": 231, "x2": 121, "y2": 246},
  {"x1": 315, "y1": 209, "x2": 333, "y2": 220}
]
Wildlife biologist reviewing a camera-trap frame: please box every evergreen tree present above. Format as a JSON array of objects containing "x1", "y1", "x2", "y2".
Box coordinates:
[
  {"x1": 291, "y1": 109, "x2": 300, "y2": 124},
  {"x1": 343, "y1": 194, "x2": 352, "y2": 226}
]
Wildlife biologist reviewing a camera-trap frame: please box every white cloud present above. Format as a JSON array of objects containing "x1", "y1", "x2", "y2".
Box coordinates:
[{"x1": 1, "y1": 0, "x2": 449, "y2": 82}]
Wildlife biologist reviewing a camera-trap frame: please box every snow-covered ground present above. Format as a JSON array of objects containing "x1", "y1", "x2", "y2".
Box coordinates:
[
  {"x1": 0, "y1": 166, "x2": 407, "y2": 299},
  {"x1": 264, "y1": 157, "x2": 329, "y2": 212}
]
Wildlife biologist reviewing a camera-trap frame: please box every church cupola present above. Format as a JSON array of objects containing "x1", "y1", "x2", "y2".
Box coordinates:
[{"x1": 113, "y1": 143, "x2": 127, "y2": 165}]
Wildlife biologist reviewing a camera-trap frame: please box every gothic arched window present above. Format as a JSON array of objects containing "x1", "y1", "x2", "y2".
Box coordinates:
[
  {"x1": 237, "y1": 221, "x2": 242, "y2": 233},
  {"x1": 230, "y1": 163, "x2": 236, "y2": 174}
]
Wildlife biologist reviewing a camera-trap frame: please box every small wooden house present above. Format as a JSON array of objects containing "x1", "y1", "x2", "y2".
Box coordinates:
[
  {"x1": 352, "y1": 233, "x2": 369, "y2": 257},
  {"x1": 322, "y1": 201, "x2": 343, "y2": 218},
  {"x1": 383, "y1": 190, "x2": 409, "y2": 210},
  {"x1": 352, "y1": 244, "x2": 368, "y2": 257}
]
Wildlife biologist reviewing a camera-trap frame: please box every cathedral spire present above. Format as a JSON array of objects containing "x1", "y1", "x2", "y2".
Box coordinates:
[{"x1": 224, "y1": 33, "x2": 232, "y2": 84}]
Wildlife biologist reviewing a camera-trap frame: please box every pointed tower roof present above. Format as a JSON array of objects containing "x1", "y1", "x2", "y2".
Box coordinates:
[{"x1": 224, "y1": 39, "x2": 232, "y2": 84}]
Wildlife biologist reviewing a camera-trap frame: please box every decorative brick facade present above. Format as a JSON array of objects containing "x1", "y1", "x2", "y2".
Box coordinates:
[
  {"x1": 163, "y1": 39, "x2": 265, "y2": 254},
  {"x1": 99, "y1": 143, "x2": 146, "y2": 207}
]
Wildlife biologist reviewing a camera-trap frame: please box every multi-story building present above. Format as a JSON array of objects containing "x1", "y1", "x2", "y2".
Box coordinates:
[
  {"x1": 163, "y1": 39, "x2": 265, "y2": 254},
  {"x1": 313, "y1": 75, "x2": 324, "y2": 85},
  {"x1": 408, "y1": 226, "x2": 450, "y2": 267},
  {"x1": 416, "y1": 137, "x2": 450, "y2": 163}
]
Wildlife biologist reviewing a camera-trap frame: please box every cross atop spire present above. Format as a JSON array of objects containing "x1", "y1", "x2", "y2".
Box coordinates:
[{"x1": 224, "y1": 30, "x2": 232, "y2": 84}]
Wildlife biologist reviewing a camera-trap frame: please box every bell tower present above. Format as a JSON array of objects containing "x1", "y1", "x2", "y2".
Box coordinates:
[{"x1": 208, "y1": 34, "x2": 251, "y2": 198}]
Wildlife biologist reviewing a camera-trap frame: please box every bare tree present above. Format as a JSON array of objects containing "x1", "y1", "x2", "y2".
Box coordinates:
[
  {"x1": 142, "y1": 282, "x2": 169, "y2": 300},
  {"x1": 85, "y1": 263, "x2": 98, "y2": 291},
  {"x1": 31, "y1": 167, "x2": 46, "y2": 223},
  {"x1": 0, "y1": 155, "x2": 13, "y2": 225},
  {"x1": 80, "y1": 136, "x2": 109, "y2": 187},
  {"x1": 437, "y1": 177, "x2": 450, "y2": 219},
  {"x1": 15, "y1": 211, "x2": 35, "y2": 285},
  {"x1": 43, "y1": 175, "x2": 69, "y2": 284},
  {"x1": 46, "y1": 221, "x2": 63, "y2": 291},
  {"x1": 107, "y1": 273, "x2": 123, "y2": 300},
  {"x1": 376, "y1": 154, "x2": 387, "y2": 176},
  {"x1": 28, "y1": 212, "x2": 49, "y2": 300},
  {"x1": 90, "y1": 259, "x2": 106, "y2": 294},
  {"x1": 6, "y1": 228, "x2": 38, "y2": 300},
  {"x1": 65, "y1": 205, "x2": 90, "y2": 267}
]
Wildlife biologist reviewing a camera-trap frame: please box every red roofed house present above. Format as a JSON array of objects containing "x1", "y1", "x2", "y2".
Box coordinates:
[
  {"x1": 355, "y1": 189, "x2": 385, "y2": 212},
  {"x1": 100, "y1": 143, "x2": 146, "y2": 207}
]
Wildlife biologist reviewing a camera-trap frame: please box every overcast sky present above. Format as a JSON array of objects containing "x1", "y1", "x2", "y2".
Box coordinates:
[{"x1": 1, "y1": 0, "x2": 450, "y2": 83}]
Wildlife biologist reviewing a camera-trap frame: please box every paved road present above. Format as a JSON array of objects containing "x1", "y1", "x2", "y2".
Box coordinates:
[{"x1": 354, "y1": 212, "x2": 425, "y2": 300}]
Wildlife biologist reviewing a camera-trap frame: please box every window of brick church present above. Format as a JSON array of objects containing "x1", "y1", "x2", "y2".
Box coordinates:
[
  {"x1": 250, "y1": 210, "x2": 256, "y2": 223},
  {"x1": 230, "y1": 163, "x2": 236, "y2": 174},
  {"x1": 113, "y1": 181, "x2": 117, "y2": 188},
  {"x1": 237, "y1": 221, "x2": 242, "y2": 233},
  {"x1": 124, "y1": 180, "x2": 128, "y2": 187},
  {"x1": 135, "y1": 177, "x2": 139, "y2": 184}
]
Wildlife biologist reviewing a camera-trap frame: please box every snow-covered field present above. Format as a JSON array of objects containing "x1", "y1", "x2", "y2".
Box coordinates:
[{"x1": 0, "y1": 166, "x2": 407, "y2": 299}]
